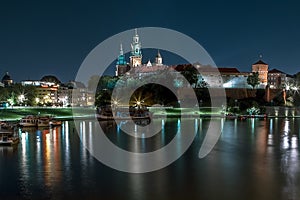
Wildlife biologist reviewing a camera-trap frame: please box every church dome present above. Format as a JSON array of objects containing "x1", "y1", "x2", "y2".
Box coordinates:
[
  {"x1": 41, "y1": 75, "x2": 61, "y2": 84},
  {"x1": 2, "y1": 72, "x2": 12, "y2": 82},
  {"x1": 1, "y1": 72, "x2": 13, "y2": 86}
]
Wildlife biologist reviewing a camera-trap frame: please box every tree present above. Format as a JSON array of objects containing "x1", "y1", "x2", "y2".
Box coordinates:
[
  {"x1": 0, "y1": 84, "x2": 37, "y2": 106},
  {"x1": 196, "y1": 79, "x2": 209, "y2": 88},
  {"x1": 247, "y1": 72, "x2": 260, "y2": 89},
  {"x1": 295, "y1": 72, "x2": 300, "y2": 84},
  {"x1": 180, "y1": 65, "x2": 199, "y2": 87},
  {"x1": 88, "y1": 75, "x2": 100, "y2": 91},
  {"x1": 96, "y1": 75, "x2": 119, "y2": 91}
]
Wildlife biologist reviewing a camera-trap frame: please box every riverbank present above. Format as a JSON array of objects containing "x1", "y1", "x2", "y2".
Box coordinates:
[
  {"x1": 0, "y1": 107, "x2": 95, "y2": 121},
  {"x1": 1, "y1": 106, "x2": 300, "y2": 121}
]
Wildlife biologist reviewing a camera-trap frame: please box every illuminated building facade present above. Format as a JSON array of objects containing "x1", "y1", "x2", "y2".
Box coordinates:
[
  {"x1": 267, "y1": 69, "x2": 287, "y2": 89},
  {"x1": 252, "y1": 59, "x2": 269, "y2": 88},
  {"x1": 21, "y1": 79, "x2": 59, "y2": 105},
  {"x1": 22, "y1": 76, "x2": 93, "y2": 106}
]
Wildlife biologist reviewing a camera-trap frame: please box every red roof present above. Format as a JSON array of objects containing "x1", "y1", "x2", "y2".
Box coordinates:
[
  {"x1": 253, "y1": 60, "x2": 268, "y2": 65},
  {"x1": 218, "y1": 68, "x2": 240, "y2": 73},
  {"x1": 268, "y1": 68, "x2": 285, "y2": 74}
]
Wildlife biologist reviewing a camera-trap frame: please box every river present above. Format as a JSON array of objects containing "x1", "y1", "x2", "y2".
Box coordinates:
[{"x1": 0, "y1": 118, "x2": 299, "y2": 200}]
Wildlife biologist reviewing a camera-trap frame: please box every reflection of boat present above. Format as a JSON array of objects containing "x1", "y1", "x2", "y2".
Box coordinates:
[
  {"x1": 0, "y1": 135, "x2": 19, "y2": 146},
  {"x1": 225, "y1": 114, "x2": 238, "y2": 120},
  {"x1": 97, "y1": 106, "x2": 152, "y2": 121}
]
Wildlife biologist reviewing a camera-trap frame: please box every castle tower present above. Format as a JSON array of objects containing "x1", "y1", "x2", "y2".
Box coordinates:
[
  {"x1": 130, "y1": 28, "x2": 142, "y2": 67},
  {"x1": 115, "y1": 43, "x2": 129, "y2": 76},
  {"x1": 155, "y1": 50, "x2": 163, "y2": 66},
  {"x1": 252, "y1": 58, "x2": 268, "y2": 87},
  {"x1": 1, "y1": 71, "x2": 13, "y2": 87}
]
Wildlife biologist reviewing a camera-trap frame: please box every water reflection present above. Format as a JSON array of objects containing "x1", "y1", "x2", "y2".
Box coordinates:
[{"x1": 0, "y1": 118, "x2": 300, "y2": 199}]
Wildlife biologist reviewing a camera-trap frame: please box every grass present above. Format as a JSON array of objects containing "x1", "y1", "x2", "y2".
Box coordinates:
[
  {"x1": 149, "y1": 107, "x2": 223, "y2": 116},
  {"x1": 0, "y1": 107, "x2": 95, "y2": 121},
  {"x1": 0, "y1": 106, "x2": 224, "y2": 121}
]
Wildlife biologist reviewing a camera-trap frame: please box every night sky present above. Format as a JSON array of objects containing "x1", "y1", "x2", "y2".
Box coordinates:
[{"x1": 0, "y1": 0, "x2": 300, "y2": 82}]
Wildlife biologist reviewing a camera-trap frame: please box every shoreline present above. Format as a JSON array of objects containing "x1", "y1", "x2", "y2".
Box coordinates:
[{"x1": 1, "y1": 107, "x2": 300, "y2": 122}]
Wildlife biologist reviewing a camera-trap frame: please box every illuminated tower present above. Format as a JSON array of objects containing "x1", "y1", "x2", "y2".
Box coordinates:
[
  {"x1": 252, "y1": 58, "x2": 268, "y2": 87},
  {"x1": 130, "y1": 28, "x2": 142, "y2": 67},
  {"x1": 155, "y1": 50, "x2": 163, "y2": 66},
  {"x1": 115, "y1": 43, "x2": 129, "y2": 76}
]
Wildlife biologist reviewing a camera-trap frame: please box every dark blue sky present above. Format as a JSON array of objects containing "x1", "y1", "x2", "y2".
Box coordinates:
[{"x1": 0, "y1": 0, "x2": 300, "y2": 82}]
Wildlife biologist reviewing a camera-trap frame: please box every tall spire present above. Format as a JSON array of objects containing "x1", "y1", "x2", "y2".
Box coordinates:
[
  {"x1": 120, "y1": 43, "x2": 123, "y2": 55},
  {"x1": 155, "y1": 49, "x2": 163, "y2": 65},
  {"x1": 135, "y1": 28, "x2": 138, "y2": 36},
  {"x1": 156, "y1": 49, "x2": 161, "y2": 58},
  {"x1": 116, "y1": 43, "x2": 126, "y2": 65},
  {"x1": 130, "y1": 28, "x2": 142, "y2": 67}
]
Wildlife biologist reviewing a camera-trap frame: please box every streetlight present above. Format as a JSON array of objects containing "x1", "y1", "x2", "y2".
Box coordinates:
[
  {"x1": 136, "y1": 101, "x2": 141, "y2": 109},
  {"x1": 18, "y1": 94, "x2": 25, "y2": 103}
]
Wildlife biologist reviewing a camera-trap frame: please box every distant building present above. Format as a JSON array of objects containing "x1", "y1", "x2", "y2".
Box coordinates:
[
  {"x1": 252, "y1": 59, "x2": 268, "y2": 88},
  {"x1": 219, "y1": 68, "x2": 251, "y2": 88},
  {"x1": 40, "y1": 75, "x2": 61, "y2": 85},
  {"x1": 177, "y1": 64, "x2": 251, "y2": 88},
  {"x1": 21, "y1": 75, "x2": 94, "y2": 106},
  {"x1": 21, "y1": 76, "x2": 60, "y2": 105},
  {"x1": 268, "y1": 68, "x2": 287, "y2": 89},
  {"x1": 58, "y1": 81, "x2": 94, "y2": 107},
  {"x1": 1, "y1": 72, "x2": 13, "y2": 87}
]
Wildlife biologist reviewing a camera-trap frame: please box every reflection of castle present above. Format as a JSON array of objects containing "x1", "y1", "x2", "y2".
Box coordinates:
[{"x1": 115, "y1": 29, "x2": 164, "y2": 76}]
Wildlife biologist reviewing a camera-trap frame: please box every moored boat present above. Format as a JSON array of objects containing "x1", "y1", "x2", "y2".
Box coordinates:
[
  {"x1": 97, "y1": 106, "x2": 152, "y2": 121},
  {"x1": 0, "y1": 123, "x2": 19, "y2": 146},
  {"x1": 19, "y1": 115, "x2": 38, "y2": 127},
  {"x1": 19, "y1": 115, "x2": 62, "y2": 127},
  {"x1": 49, "y1": 120, "x2": 62, "y2": 127},
  {"x1": 37, "y1": 117, "x2": 51, "y2": 127}
]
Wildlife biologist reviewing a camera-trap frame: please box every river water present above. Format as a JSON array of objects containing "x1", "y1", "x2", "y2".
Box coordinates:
[{"x1": 0, "y1": 118, "x2": 300, "y2": 200}]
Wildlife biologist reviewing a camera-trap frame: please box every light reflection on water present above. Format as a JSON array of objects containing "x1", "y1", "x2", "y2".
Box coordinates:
[{"x1": 0, "y1": 118, "x2": 299, "y2": 199}]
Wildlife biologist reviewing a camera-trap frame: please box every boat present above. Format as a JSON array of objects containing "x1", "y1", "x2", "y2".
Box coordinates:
[
  {"x1": 0, "y1": 134, "x2": 19, "y2": 146},
  {"x1": 225, "y1": 113, "x2": 238, "y2": 120},
  {"x1": 39, "y1": 117, "x2": 62, "y2": 127},
  {"x1": 49, "y1": 120, "x2": 62, "y2": 127},
  {"x1": 37, "y1": 116, "x2": 51, "y2": 127},
  {"x1": 97, "y1": 106, "x2": 152, "y2": 121},
  {"x1": 19, "y1": 115, "x2": 38, "y2": 127},
  {"x1": 0, "y1": 123, "x2": 19, "y2": 146},
  {"x1": 19, "y1": 115, "x2": 62, "y2": 127}
]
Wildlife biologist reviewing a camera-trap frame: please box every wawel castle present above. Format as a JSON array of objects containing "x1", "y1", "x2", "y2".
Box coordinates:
[{"x1": 115, "y1": 29, "x2": 294, "y2": 90}]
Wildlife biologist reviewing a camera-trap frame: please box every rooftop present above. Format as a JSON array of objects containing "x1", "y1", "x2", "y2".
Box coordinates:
[{"x1": 253, "y1": 59, "x2": 268, "y2": 65}]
